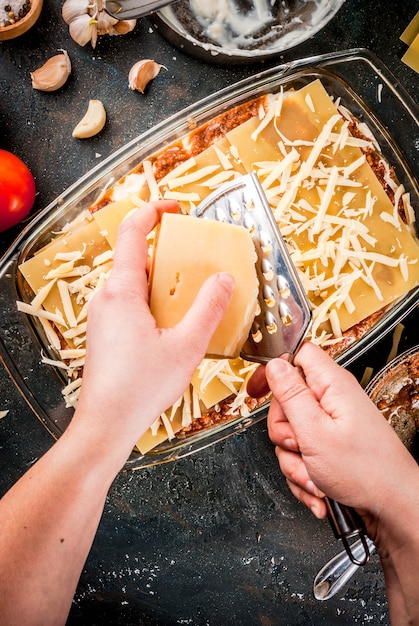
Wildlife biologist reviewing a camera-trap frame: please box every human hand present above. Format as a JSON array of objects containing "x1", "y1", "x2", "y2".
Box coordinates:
[
  {"x1": 71, "y1": 201, "x2": 235, "y2": 462},
  {"x1": 261, "y1": 342, "x2": 417, "y2": 539}
]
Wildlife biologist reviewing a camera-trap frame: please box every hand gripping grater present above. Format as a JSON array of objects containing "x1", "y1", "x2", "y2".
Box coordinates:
[{"x1": 193, "y1": 172, "x2": 370, "y2": 567}]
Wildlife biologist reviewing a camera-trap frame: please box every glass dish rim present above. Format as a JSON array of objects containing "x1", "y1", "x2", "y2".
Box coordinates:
[{"x1": 1, "y1": 47, "x2": 418, "y2": 470}]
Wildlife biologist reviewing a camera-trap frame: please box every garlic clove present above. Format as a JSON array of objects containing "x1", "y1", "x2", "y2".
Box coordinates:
[
  {"x1": 69, "y1": 14, "x2": 98, "y2": 47},
  {"x1": 128, "y1": 59, "x2": 164, "y2": 94},
  {"x1": 31, "y1": 50, "x2": 72, "y2": 92},
  {"x1": 96, "y1": 10, "x2": 118, "y2": 34},
  {"x1": 72, "y1": 99, "x2": 106, "y2": 138},
  {"x1": 112, "y1": 19, "x2": 136, "y2": 35},
  {"x1": 62, "y1": 0, "x2": 91, "y2": 25}
]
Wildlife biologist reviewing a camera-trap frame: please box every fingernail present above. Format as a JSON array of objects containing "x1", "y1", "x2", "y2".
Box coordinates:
[
  {"x1": 283, "y1": 438, "x2": 298, "y2": 452},
  {"x1": 121, "y1": 207, "x2": 139, "y2": 223},
  {"x1": 306, "y1": 480, "x2": 319, "y2": 496},
  {"x1": 266, "y1": 358, "x2": 288, "y2": 379},
  {"x1": 217, "y1": 272, "x2": 235, "y2": 292},
  {"x1": 310, "y1": 503, "x2": 323, "y2": 519},
  {"x1": 306, "y1": 481, "x2": 325, "y2": 500}
]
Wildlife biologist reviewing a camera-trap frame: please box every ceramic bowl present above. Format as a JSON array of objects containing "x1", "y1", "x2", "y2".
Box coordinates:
[{"x1": 0, "y1": 0, "x2": 43, "y2": 41}]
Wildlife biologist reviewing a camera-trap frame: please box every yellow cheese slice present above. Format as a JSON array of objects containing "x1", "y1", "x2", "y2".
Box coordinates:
[
  {"x1": 19, "y1": 219, "x2": 112, "y2": 342},
  {"x1": 191, "y1": 368, "x2": 233, "y2": 409},
  {"x1": 136, "y1": 408, "x2": 184, "y2": 455},
  {"x1": 190, "y1": 357, "x2": 248, "y2": 409},
  {"x1": 227, "y1": 117, "x2": 283, "y2": 171},
  {"x1": 92, "y1": 196, "x2": 138, "y2": 249},
  {"x1": 402, "y1": 32, "x2": 419, "y2": 74},
  {"x1": 400, "y1": 10, "x2": 419, "y2": 45},
  {"x1": 149, "y1": 212, "x2": 259, "y2": 359}
]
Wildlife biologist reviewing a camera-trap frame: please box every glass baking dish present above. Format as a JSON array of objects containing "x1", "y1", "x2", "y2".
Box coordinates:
[{"x1": 0, "y1": 48, "x2": 418, "y2": 470}]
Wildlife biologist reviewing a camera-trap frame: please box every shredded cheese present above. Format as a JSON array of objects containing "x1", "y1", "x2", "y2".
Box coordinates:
[{"x1": 386, "y1": 323, "x2": 405, "y2": 364}]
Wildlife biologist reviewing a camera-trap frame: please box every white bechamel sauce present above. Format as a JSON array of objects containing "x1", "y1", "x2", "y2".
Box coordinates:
[
  {"x1": 190, "y1": 0, "x2": 274, "y2": 48},
  {"x1": 188, "y1": 0, "x2": 344, "y2": 51},
  {"x1": 111, "y1": 173, "x2": 146, "y2": 201}
]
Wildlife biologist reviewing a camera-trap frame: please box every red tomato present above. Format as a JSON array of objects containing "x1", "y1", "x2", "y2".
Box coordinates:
[{"x1": 0, "y1": 149, "x2": 36, "y2": 232}]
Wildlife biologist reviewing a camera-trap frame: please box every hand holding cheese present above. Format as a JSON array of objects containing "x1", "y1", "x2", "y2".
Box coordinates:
[
  {"x1": 75, "y1": 202, "x2": 236, "y2": 455},
  {"x1": 149, "y1": 212, "x2": 259, "y2": 359},
  {"x1": 0, "y1": 200, "x2": 237, "y2": 626}
]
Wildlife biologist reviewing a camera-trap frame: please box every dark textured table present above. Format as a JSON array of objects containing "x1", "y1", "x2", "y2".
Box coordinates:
[{"x1": 0, "y1": 2, "x2": 418, "y2": 624}]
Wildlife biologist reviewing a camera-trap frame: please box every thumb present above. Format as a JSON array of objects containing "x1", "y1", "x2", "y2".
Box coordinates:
[
  {"x1": 265, "y1": 357, "x2": 323, "y2": 436},
  {"x1": 175, "y1": 272, "x2": 235, "y2": 356}
]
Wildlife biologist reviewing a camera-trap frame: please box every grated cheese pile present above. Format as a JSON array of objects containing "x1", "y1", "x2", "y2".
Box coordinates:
[{"x1": 17, "y1": 79, "x2": 419, "y2": 454}]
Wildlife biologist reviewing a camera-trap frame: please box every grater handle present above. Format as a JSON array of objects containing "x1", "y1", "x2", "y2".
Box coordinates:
[{"x1": 324, "y1": 497, "x2": 370, "y2": 566}]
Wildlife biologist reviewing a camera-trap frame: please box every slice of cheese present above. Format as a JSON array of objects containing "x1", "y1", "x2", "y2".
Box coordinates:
[
  {"x1": 191, "y1": 358, "x2": 243, "y2": 408},
  {"x1": 402, "y1": 32, "x2": 419, "y2": 74},
  {"x1": 19, "y1": 219, "x2": 112, "y2": 337},
  {"x1": 149, "y1": 212, "x2": 259, "y2": 359},
  {"x1": 400, "y1": 10, "x2": 419, "y2": 45},
  {"x1": 92, "y1": 196, "x2": 139, "y2": 248},
  {"x1": 191, "y1": 367, "x2": 233, "y2": 409},
  {"x1": 136, "y1": 406, "x2": 185, "y2": 455}
]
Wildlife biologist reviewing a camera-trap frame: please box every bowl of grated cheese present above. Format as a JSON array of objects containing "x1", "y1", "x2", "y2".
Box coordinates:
[{"x1": 0, "y1": 0, "x2": 43, "y2": 40}]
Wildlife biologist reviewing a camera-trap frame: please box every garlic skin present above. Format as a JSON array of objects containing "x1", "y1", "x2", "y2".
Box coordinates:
[
  {"x1": 62, "y1": 0, "x2": 90, "y2": 24},
  {"x1": 72, "y1": 99, "x2": 106, "y2": 139},
  {"x1": 69, "y1": 14, "x2": 98, "y2": 47},
  {"x1": 112, "y1": 19, "x2": 136, "y2": 35},
  {"x1": 128, "y1": 60, "x2": 164, "y2": 94},
  {"x1": 31, "y1": 50, "x2": 72, "y2": 92},
  {"x1": 96, "y1": 10, "x2": 118, "y2": 34},
  {"x1": 62, "y1": 0, "x2": 137, "y2": 48}
]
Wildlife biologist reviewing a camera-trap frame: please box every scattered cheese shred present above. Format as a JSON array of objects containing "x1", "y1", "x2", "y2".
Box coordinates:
[
  {"x1": 143, "y1": 160, "x2": 160, "y2": 202},
  {"x1": 16, "y1": 301, "x2": 67, "y2": 328},
  {"x1": 167, "y1": 164, "x2": 220, "y2": 189},
  {"x1": 386, "y1": 323, "x2": 405, "y2": 364},
  {"x1": 360, "y1": 366, "x2": 374, "y2": 388}
]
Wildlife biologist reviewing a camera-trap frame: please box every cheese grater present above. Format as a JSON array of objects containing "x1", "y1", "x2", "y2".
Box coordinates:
[
  {"x1": 194, "y1": 172, "x2": 311, "y2": 363},
  {"x1": 193, "y1": 172, "x2": 371, "y2": 567}
]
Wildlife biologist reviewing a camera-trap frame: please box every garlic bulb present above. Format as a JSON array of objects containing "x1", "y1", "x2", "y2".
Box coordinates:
[
  {"x1": 128, "y1": 60, "x2": 165, "y2": 94},
  {"x1": 62, "y1": 0, "x2": 137, "y2": 48},
  {"x1": 31, "y1": 50, "x2": 72, "y2": 92}
]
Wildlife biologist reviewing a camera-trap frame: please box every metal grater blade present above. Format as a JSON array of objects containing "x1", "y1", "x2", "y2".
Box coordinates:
[{"x1": 193, "y1": 172, "x2": 312, "y2": 364}]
